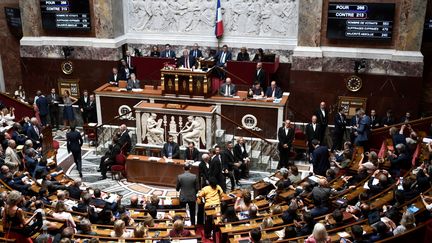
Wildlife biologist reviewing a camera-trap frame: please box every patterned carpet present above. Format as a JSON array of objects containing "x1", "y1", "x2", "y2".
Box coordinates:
[{"x1": 55, "y1": 130, "x2": 269, "y2": 204}]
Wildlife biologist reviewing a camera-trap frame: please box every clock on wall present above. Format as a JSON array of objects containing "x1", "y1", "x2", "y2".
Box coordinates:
[
  {"x1": 61, "y1": 60, "x2": 74, "y2": 75},
  {"x1": 346, "y1": 75, "x2": 362, "y2": 92}
]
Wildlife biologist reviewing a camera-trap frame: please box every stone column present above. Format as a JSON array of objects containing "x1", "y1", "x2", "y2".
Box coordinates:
[
  {"x1": 93, "y1": 0, "x2": 124, "y2": 39},
  {"x1": 297, "y1": 0, "x2": 323, "y2": 47},
  {"x1": 395, "y1": 0, "x2": 428, "y2": 51},
  {"x1": 19, "y1": 0, "x2": 42, "y2": 37}
]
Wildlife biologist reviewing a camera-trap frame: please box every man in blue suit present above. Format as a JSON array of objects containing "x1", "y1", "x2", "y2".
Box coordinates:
[
  {"x1": 310, "y1": 139, "x2": 330, "y2": 176},
  {"x1": 264, "y1": 81, "x2": 283, "y2": 99},
  {"x1": 215, "y1": 45, "x2": 232, "y2": 68},
  {"x1": 160, "y1": 44, "x2": 176, "y2": 58},
  {"x1": 178, "y1": 49, "x2": 196, "y2": 69},
  {"x1": 189, "y1": 43, "x2": 203, "y2": 59},
  {"x1": 67, "y1": 125, "x2": 83, "y2": 177},
  {"x1": 354, "y1": 109, "x2": 371, "y2": 152},
  {"x1": 36, "y1": 90, "x2": 49, "y2": 126}
]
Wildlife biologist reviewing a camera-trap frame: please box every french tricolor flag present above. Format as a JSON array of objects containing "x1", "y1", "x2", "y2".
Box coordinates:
[{"x1": 215, "y1": 0, "x2": 224, "y2": 39}]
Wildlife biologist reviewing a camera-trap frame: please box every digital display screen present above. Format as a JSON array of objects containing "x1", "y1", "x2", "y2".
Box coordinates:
[
  {"x1": 40, "y1": 0, "x2": 91, "y2": 30},
  {"x1": 327, "y1": 3, "x2": 395, "y2": 41}
]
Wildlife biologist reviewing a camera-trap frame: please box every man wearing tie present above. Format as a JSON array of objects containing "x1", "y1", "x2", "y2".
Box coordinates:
[
  {"x1": 254, "y1": 62, "x2": 267, "y2": 90},
  {"x1": 85, "y1": 94, "x2": 97, "y2": 123},
  {"x1": 127, "y1": 73, "x2": 141, "y2": 89},
  {"x1": 264, "y1": 81, "x2": 283, "y2": 99},
  {"x1": 78, "y1": 90, "x2": 90, "y2": 124},
  {"x1": 66, "y1": 125, "x2": 83, "y2": 177},
  {"x1": 162, "y1": 135, "x2": 180, "y2": 159},
  {"x1": 315, "y1": 102, "x2": 329, "y2": 145},
  {"x1": 47, "y1": 88, "x2": 61, "y2": 130},
  {"x1": 184, "y1": 142, "x2": 199, "y2": 161},
  {"x1": 370, "y1": 109, "x2": 381, "y2": 128},
  {"x1": 332, "y1": 107, "x2": 347, "y2": 151},
  {"x1": 160, "y1": 44, "x2": 176, "y2": 58},
  {"x1": 27, "y1": 117, "x2": 42, "y2": 149},
  {"x1": 190, "y1": 43, "x2": 203, "y2": 59},
  {"x1": 215, "y1": 45, "x2": 232, "y2": 68},
  {"x1": 178, "y1": 49, "x2": 196, "y2": 69},
  {"x1": 277, "y1": 120, "x2": 295, "y2": 169},
  {"x1": 108, "y1": 67, "x2": 123, "y2": 86},
  {"x1": 123, "y1": 50, "x2": 134, "y2": 74},
  {"x1": 233, "y1": 137, "x2": 250, "y2": 178},
  {"x1": 219, "y1": 77, "x2": 236, "y2": 97},
  {"x1": 209, "y1": 146, "x2": 226, "y2": 192},
  {"x1": 306, "y1": 115, "x2": 321, "y2": 154}
]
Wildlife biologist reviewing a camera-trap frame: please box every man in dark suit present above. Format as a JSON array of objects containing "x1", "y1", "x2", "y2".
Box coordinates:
[
  {"x1": 119, "y1": 59, "x2": 131, "y2": 80},
  {"x1": 85, "y1": 94, "x2": 97, "y2": 123},
  {"x1": 381, "y1": 109, "x2": 395, "y2": 127},
  {"x1": 350, "y1": 108, "x2": 361, "y2": 144},
  {"x1": 35, "y1": 91, "x2": 49, "y2": 126},
  {"x1": 126, "y1": 73, "x2": 140, "y2": 89},
  {"x1": 370, "y1": 109, "x2": 381, "y2": 128},
  {"x1": 66, "y1": 126, "x2": 83, "y2": 177},
  {"x1": 47, "y1": 88, "x2": 61, "y2": 130},
  {"x1": 78, "y1": 90, "x2": 90, "y2": 124},
  {"x1": 176, "y1": 164, "x2": 198, "y2": 225},
  {"x1": 209, "y1": 146, "x2": 226, "y2": 192},
  {"x1": 215, "y1": 44, "x2": 232, "y2": 68},
  {"x1": 190, "y1": 43, "x2": 203, "y2": 59},
  {"x1": 332, "y1": 107, "x2": 347, "y2": 151},
  {"x1": 254, "y1": 62, "x2": 267, "y2": 89},
  {"x1": 160, "y1": 44, "x2": 176, "y2": 58},
  {"x1": 178, "y1": 49, "x2": 196, "y2": 69},
  {"x1": 315, "y1": 102, "x2": 329, "y2": 146},
  {"x1": 219, "y1": 77, "x2": 237, "y2": 97},
  {"x1": 198, "y1": 154, "x2": 210, "y2": 188},
  {"x1": 310, "y1": 139, "x2": 330, "y2": 176},
  {"x1": 277, "y1": 120, "x2": 295, "y2": 169},
  {"x1": 108, "y1": 67, "x2": 123, "y2": 86},
  {"x1": 233, "y1": 137, "x2": 250, "y2": 178},
  {"x1": 123, "y1": 50, "x2": 135, "y2": 74},
  {"x1": 99, "y1": 136, "x2": 121, "y2": 180},
  {"x1": 222, "y1": 141, "x2": 240, "y2": 190},
  {"x1": 306, "y1": 115, "x2": 321, "y2": 154},
  {"x1": 265, "y1": 81, "x2": 283, "y2": 99},
  {"x1": 184, "y1": 142, "x2": 199, "y2": 161},
  {"x1": 27, "y1": 117, "x2": 42, "y2": 149},
  {"x1": 162, "y1": 135, "x2": 180, "y2": 159},
  {"x1": 118, "y1": 124, "x2": 131, "y2": 153},
  {"x1": 354, "y1": 109, "x2": 371, "y2": 152}
]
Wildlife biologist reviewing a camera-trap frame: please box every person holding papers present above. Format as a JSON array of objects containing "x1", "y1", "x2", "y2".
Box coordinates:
[
  {"x1": 219, "y1": 77, "x2": 237, "y2": 97},
  {"x1": 265, "y1": 81, "x2": 283, "y2": 99}
]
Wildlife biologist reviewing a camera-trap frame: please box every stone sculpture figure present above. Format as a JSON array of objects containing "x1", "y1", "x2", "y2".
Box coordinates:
[{"x1": 179, "y1": 116, "x2": 206, "y2": 147}]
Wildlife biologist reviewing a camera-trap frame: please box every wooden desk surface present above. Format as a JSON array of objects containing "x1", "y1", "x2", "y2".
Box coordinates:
[
  {"x1": 126, "y1": 155, "x2": 198, "y2": 187},
  {"x1": 95, "y1": 83, "x2": 288, "y2": 108},
  {"x1": 134, "y1": 102, "x2": 215, "y2": 113}
]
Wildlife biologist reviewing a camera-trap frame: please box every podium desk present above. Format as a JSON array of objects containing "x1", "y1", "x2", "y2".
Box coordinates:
[
  {"x1": 160, "y1": 68, "x2": 213, "y2": 98},
  {"x1": 126, "y1": 155, "x2": 198, "y2": 187}
]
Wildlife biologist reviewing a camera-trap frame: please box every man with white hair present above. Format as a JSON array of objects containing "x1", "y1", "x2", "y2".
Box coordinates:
[
  {"x1": 178, "y1": 49, "x2": 196, "y2": 69},
  {"x1": 5, "y1": 140, "x2": 20, "y2": 173},
  {"x1": 118, "y1": 124, "x2": 131, "y2": 153},
  {"x1": 27, "y1": 117, "x2": 42, "y2": 149}
]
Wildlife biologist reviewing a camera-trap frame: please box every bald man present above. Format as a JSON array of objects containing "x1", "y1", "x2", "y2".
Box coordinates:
[
  {"x1": 118, "y1": 124, "x2": 131, "y2": 153},
  {"x1": 277, "y1": 120, "x2": 295, "y2": 169},
  {"x1": 265, "y1": 81, "x2": 282, "y2": 99}
]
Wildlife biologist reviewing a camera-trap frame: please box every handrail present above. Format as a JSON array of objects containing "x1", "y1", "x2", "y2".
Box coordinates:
[
  {"x1": 96, "y1": 109, "x2": 134, "y2": 129},
  {"x1": 215, "y1": 66, "x2": 251, "y2": 86},
  {"x1": 215, "y1": 112, "x2": 272, "y2": 144},
  {"x1": 0, "y1": 92, "x2": 35, "y2": 121},
  {"x1": 371, "y1": 116, "x2": 432, "y2": 133}
]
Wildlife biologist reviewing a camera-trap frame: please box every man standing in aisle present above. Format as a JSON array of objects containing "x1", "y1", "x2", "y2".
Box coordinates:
[
  {"x1": 277, "y1": 120, "x2": 295, "y2": 169},
  {"x1": 67, "y1": 126, "x2": 83, "y2": 177},
  {"x1": 176, "y1": 163, "x2": 198, "y2": 225},
  {"x1": 315, "y1": 102, "x2": 329, "y2": 146}
]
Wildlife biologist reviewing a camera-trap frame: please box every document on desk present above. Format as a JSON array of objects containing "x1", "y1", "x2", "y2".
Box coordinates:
[{"x1": 148, "y1": 157, "x2": 161, "y2": 162}]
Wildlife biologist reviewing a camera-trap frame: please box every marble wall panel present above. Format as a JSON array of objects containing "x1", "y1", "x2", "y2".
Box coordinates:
[
  {"x1": 396, "y1": 0, "x2": 428, "y2": 51},
  {"x1": 19, "y1": 0, "x2": 41, "y2": 37},
  {"x1": 297, "y1": 0, "x2": 323, "y2": 47},
  {"x1": 20, "y1": 45, "x2": 122, "y2": 61}
]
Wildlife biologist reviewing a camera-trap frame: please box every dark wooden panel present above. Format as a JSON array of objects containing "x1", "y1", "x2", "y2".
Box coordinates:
[
  {"x1": 289, "y1": 70, "x2": 422, "y2": 123},
  {"x1": 221, "y1": 105, "x2": 279, "y2": 139},
  {"x1": 98, "y1": 96, "x2": 145, "y2": 126},
  {"x1": 21, "y1": 57, "x2": 118, "y2": 99}
]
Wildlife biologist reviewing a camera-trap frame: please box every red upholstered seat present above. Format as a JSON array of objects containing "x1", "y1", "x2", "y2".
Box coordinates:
[
  {"x1": 112, "y1": 153, "x2": 126, "y2": 180},
  {"x1": 52, "y1": 140, "x2": 60, "y2": 149}
]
